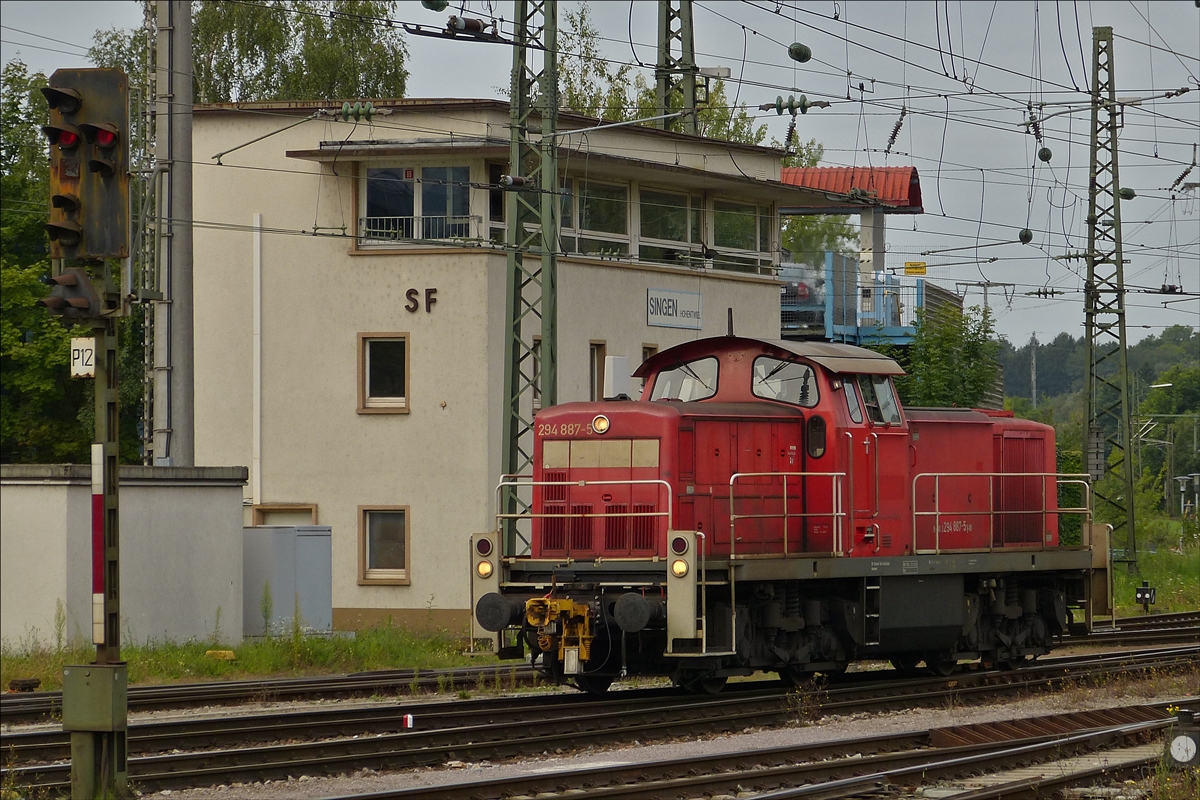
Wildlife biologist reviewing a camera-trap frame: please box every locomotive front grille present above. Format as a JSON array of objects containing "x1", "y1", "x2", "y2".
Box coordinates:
[
  {"x1": 570, "y1": 504, "x2": 594, "y2": 551},
  {"x1": 544, "y1": 471, "x2": 568, "y2": 502},
  {"x1": 605, "y1": 504, "x2": 629, "y2": 550},
  {"x1": 632, "y1": 504, "x2": 656, "y2": 551},
  {"x1": 544, "y1": 505, "x2": 566, "y2": 551}
]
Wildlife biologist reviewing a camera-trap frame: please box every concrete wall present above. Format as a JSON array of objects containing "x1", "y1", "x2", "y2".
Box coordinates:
[{"x1": 1, "y1": 465, "x2": 247, "y2": 647}]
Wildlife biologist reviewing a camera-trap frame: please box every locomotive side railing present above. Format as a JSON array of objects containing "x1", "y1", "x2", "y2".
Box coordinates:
[
  {"x1": 911, "y1": 472, "x2": 1092, "y2": 555},
  {"x1": 727, "y1": 471, "x2": 849, "y2": 558},
  {"x1": 494, "y1": 477, "x2": 674, "y2": 558}
]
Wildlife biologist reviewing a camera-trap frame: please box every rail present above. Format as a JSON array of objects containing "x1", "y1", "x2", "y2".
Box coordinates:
[
  {"x1": 911, "y1": 472, "x2": 1092, "y2": 555},
  {"x1": 728, "y1": 471, "x2": 849, "y2": 558},
  {"x1": 494, "y1": 477, "x2": 674, "y2": 558}
]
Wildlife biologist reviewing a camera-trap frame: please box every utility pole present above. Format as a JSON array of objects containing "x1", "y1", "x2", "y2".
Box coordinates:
[
  {"x1": 1030, "y1": 332, "x2": 1038, "y2": 408},
  {"x1": 153, "y1": 0, "x2": 194, "y2": 466},
  {"x1": 500, "y1": 0, "x2": 558, "y2": 553},
  {"x1": 655, "y1": 0, "x2": 698, "y2": 135},
  {"x1": 1083, "y1": 26, "x2": 1137, "y2": 571}
]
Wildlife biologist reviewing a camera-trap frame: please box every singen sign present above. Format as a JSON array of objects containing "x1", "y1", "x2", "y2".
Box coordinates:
[{"x1": 646, "y1": 288, "x2": 702, "y2": 329}]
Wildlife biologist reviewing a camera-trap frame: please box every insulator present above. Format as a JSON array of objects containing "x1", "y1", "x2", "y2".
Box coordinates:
[
  {"x1": 1037, "y1": 147, "x2": 1052, "y2": 163},
  {"x1": 1019, "y1": 228, "x2": 1034, "y2": 244},
  {"x1": 1118, "y1": 187, "x2": 1137, "y2": 200},
  {"x1": 1169, "y1": 163, "x2": 1193, "y2": 192},
  {"x1": 498, "y1": 175, "x2": 526, "y2": 188},
  {"x1": 785, "y1": 118, "x2": 797, "y2": 149},
  {"x1": 421, "y1": 0, "x2": 449, "y2": 10},
  {"x1": 1029, "y1": 112, "x2": 1043, "y2": 142},
  {"x1": 788, "y1": 42, "x2": 812, "y2": 63},
  {"x1": 448, "y1": 15, "x2": 486, "y2": 33},
  {"x1": 885, "y1": 106, "x2": 907, "y2": 154}
]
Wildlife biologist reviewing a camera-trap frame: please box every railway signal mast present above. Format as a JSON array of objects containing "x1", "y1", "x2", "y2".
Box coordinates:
[
  {"x1": 40, "y1": 66, "x2": 132, "y2": 798},
  {"x1": 1083, "y1": 26, "x2": 1137, "y2": 571}
]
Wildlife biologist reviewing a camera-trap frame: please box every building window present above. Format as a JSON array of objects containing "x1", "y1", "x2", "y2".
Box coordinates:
[
  {"x1": 711, "y1": 199, "x2": 774, "y2": 274},
  {"x1": 359, "y1": 506, "x2": 409, "y2": 584},
  {"x1": 641, "y1": 344, "x2": 658, "y2": 364},
  {"x1": 590, "y1": 341, "x2": 607, "y2": 401},
  {"x1": 361, "y1": 165, "x2": 477, "y2": 244},
  {"x1": 358, "y1": 333, "x2": 409, "y2": 414},
  {"x1": 638, "y1": 189, "x2": 704, "y2": 267},
  {"x1": 559, "y1": 180, "x2": 628, "y2": 257}
]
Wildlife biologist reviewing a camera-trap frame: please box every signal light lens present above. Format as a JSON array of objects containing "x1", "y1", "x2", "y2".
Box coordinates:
[
  {"x1": 671, "y1": 536, "x2": 689, "y2": 555},
  {"x1": 94, "y1": 128, "x2": 117, "y2": 148},
  {"x1": 57, "y1": 130, "x2": 80, "y2": 148},
  {"x1": 671, "y1": 559, "x2": 689, "y2": 578},
  {"x1": 475, "y1": 538, "x2": 493, "y2": 557},
  {"x1": 476, "y1": 560, "x2": 494, "y2": 579}
]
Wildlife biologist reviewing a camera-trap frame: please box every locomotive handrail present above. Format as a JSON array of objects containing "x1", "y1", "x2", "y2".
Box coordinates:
[
  {"x1": 870, "y1": 432, "x2": 881, "y2": 519},
  {"x1": 493, "y1": 477, "x2": 674, "y2": 558},
  {"x1": 844, "y1": 432, "x2": 856, "y2": 533},
  {"x1": 911, "y1": 472, "x2": 1092, "y2": 555},
  {"x1": 728, "y1": 471, "x2": 848, "y2": 558}
]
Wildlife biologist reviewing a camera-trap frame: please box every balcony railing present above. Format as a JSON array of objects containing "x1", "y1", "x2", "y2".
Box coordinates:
[{"x1": 360, "y1": 215, "x2": 482, "y2": 244}]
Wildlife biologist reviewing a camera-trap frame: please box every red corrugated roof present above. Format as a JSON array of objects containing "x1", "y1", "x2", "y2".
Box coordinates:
[{"x1": 779, "y1": 166, "x2": 923, "y2": 213}]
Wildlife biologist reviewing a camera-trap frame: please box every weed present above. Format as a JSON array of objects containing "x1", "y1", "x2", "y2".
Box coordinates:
[
  {"x1": 408, "y1": 668, "x2": 420, "y2": 695},
  {"x1": 457, "y1": 690, "x2": 470, "y2": 699},
  {"x1": 1146, "y1": 757, "x2": 1200, "y2": 800},
  {"x1": 53, "y1": 599, "x2": 66, "y2": 653},
  {"x1": 436, "y1": 672, "x2": 451, "y2": 693},
  {"x1": 259, "y1": 580, "x2": 273, "y2": 638},
  {"x1": 475, "y1": 670, "x2": 487, "y2": 693},
  {"x1": 786, "y1": 674, "x2": 827, "y2": 725}
]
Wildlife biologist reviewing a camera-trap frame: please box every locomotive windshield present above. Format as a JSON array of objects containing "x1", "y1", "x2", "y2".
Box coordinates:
[
  {"x1": 650, "y1": 357, "x2": 718, "y2": 401},
  {"x1": 751, "y1": 356, "x2": 818, "y2": 407},
  {"x1": 856, "y1": 375, "x2": 902, "y2": 425}
]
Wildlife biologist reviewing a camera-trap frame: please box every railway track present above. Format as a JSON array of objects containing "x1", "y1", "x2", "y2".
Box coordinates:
[
  {"x1": 316, "y1": 703, "x2": 1178, "y2": 800},
  {"x1": 3, "y1": 616, "x2": 1194, "y2": 726},
  {"x1": 4, "y1": 644, "x2": 1196, "y2": 794},
  {"x1": 0, "y1": 662, "x2": 536, "y2": 725}
]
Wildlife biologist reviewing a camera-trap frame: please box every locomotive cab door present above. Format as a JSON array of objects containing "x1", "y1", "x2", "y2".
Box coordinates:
[{"x1": 844, "y1": 375, "x2": 910, "y2": 554}]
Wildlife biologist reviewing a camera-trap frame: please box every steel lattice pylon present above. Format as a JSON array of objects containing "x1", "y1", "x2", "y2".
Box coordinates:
[
  {"x1": 501, "y1": 0, "x2": 558, "y2": 554},
  {"x1": 1083, "y1": 26, "x2": 1137, "y2": 567},
  {"x1": 655, "y1": 0, "x2": 698, "y2": 135}
]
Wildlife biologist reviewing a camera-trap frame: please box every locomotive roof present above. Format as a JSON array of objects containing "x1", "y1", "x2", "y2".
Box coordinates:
[{"x1": 634, "y1": 336, "x2": 905, "y2": 378}]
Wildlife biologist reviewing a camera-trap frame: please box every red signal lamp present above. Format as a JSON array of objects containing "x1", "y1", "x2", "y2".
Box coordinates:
[
  {"x1": 42, "y1": 124, "x2": 82, "y2": 149},
  {"x1": 80, "y1": 122, "x2": 119, "y2": 149}
]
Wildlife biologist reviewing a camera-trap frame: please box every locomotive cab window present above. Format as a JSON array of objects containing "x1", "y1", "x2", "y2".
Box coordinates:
[
  {"x1": 650, "y1": 357, "x2": 718, "y2": 402},
  {"x1": 843, "y1": 377, "x2": 864, "y2": 423},
  {"x1": 751, "y1": 356, "x2": 818, "y2": 407},
  {"x1": 806, "y1": 415, "x2": 827, "y2": 458},
  {"x1": 856, "y1": 374, "x2": 902, "y2": 426}
]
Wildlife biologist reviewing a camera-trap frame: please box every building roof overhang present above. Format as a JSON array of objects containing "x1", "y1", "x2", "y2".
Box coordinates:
[{"x1": 779, "y1": 166, "x2": 924, "y2": 216}]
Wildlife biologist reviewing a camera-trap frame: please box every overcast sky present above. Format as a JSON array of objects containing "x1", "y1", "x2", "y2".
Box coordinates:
[{"x1": 3, "y1": 1, "x2": 1197, "y2": 346}]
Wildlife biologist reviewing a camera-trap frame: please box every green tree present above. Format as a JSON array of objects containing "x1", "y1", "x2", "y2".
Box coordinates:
[
  {"x1": 559, "y1": 3, "x2": 635, "y2": 122},
  {"x1": 0, "y1": 59, "x2": 93, "y2": 462},
  {"x1": 887, "y1": 304, "x2": 1000, "y2": 407},
  {"x1": 191, "y1": 0, "x2": 409, "y2": 103}
]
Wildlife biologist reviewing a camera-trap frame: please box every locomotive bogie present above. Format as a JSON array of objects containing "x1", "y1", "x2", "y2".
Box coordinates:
[{"x1": 472, "y1": 337, "x2": 1108, "y2": 691}]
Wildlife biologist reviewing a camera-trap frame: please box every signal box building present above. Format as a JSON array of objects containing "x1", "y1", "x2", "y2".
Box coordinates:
[{"x1": 191, "y1": 98, "x2": 854, "y2": 631}]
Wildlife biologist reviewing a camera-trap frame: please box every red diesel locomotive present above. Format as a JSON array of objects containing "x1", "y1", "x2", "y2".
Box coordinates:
[{"x1": 472, "y1": 336, "x2": 1109, "y2": 693}]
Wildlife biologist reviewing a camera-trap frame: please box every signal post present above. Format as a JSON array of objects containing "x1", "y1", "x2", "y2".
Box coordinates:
[{"x1": 40, "y1": 67, "x2": 131, "y2": 799}]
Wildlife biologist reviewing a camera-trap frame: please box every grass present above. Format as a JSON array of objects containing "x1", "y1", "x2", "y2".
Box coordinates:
[
  {"x1": 1112, "y1": 545, "x2": 1200, "y2": 616},
  {"x1": 1, "y1": 622, "x2": 495, "y2": 693}
]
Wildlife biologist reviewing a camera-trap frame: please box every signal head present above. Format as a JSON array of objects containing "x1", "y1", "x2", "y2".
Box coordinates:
[
  {"x1": 80, "y1": 122, "x2": 119, "y2": 148},
  {"x1": 40, "y1": 86, "x2": 82, "y2": 114},
  {"x1": 42, "y1": 124, "x2": 82, "y2": 149}
]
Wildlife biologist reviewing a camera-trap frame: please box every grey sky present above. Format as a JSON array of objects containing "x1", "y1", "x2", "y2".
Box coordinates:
[{"x1": 3, "y1": 1, "x2": 1197, "y2": 345}]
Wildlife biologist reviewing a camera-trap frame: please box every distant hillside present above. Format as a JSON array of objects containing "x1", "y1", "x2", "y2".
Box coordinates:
[{"x1": 1000, "y1": 325, "x2": 1198, "y2": 402}]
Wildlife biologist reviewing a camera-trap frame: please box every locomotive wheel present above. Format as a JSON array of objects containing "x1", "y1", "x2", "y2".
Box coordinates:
[
  {"x1": 928, "y1": 652, "x2": 959, "y2": 676},
  {"x1": 574, "y1": 674, "x2": 614, "y2": 695},
  {"x1": 890, "y1": 654, "x2": 923, "y2": 676},
  {"x1": 697, "y1": 676, "x2": 728, "y2": 694}
]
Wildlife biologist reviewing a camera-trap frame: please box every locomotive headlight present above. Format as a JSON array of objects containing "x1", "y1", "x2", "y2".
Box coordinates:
[
  {"x1": 591, "y1": 414, "x2": 610, "y2": 434},
  {"x1": 476, "y1": 560, "x2": 494, "y2": 579},
  {"x1": 671, "y1": 559, "x2": 689, "y2": 578}
]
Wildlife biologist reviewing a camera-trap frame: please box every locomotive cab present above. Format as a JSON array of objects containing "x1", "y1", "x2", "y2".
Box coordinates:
[{"x1": 472, "y1": 336, "x2": 1107, "y2": 693}]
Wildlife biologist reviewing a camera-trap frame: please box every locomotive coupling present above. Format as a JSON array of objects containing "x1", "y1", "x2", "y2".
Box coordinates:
[{"x1": 525, "y1": 597, "x2": 594, "y2": 675}]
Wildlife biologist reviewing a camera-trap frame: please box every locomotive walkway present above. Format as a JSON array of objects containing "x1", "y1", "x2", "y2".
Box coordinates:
[{"x1": 3, "y1": 643, "x2": 1196, "y2": 795}]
